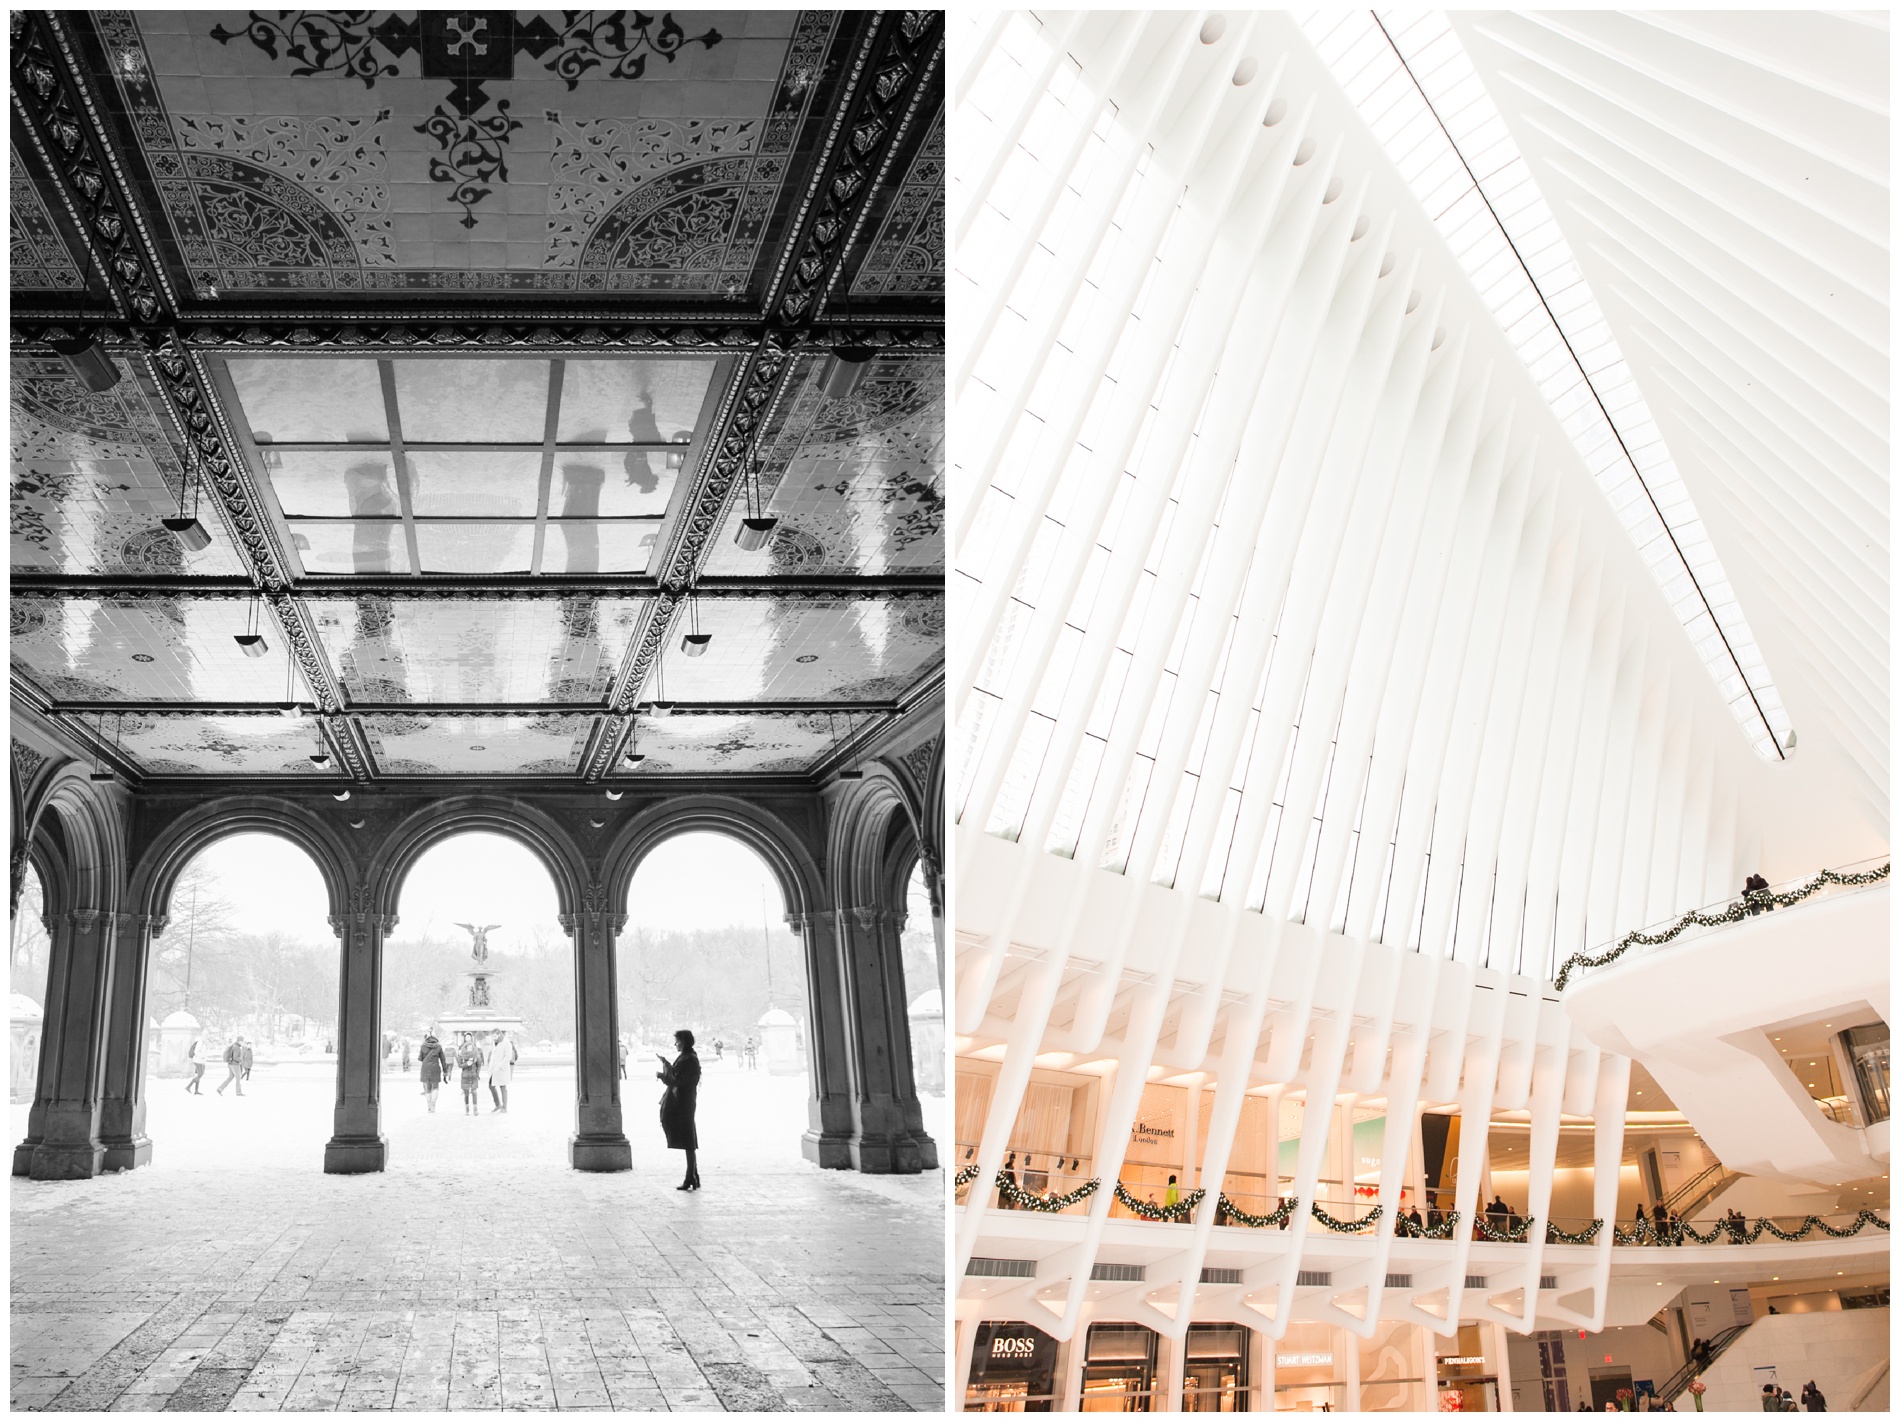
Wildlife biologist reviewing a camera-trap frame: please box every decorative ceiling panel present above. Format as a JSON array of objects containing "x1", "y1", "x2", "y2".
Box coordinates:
[
  {"x1": 11, "y1": 352, "x2": 248, "y2": 577},
  {"x1": 848, "y1": 108, "x2": 943, "y2": 300},
  {"x1": 10, "y1": 144, "x2": 84, "y2": 292},
  {"x1": 98, "y1": 10, "x2": 836, "y2": 296},
  {"x1": 702, "y1": 351, "x2": 943, "y2": 576},
  {"x1": 652, "y1": 595, "x2": 942, "y2": 702},
  {"x1": 304, "y1": 596, "x2": 647, "y2": 704},
  {"x1": 115, "y1": 711, "x2": 336, "y2": 775},
  {"x1": 12, "y1": 595, "x2": 299, "y2": 703},
  {"x1": 628, "y1": 710, "x2": 837, "y2": 773},
  {"x1": 358, "y1": 711, "x2": 591, "y2": 775}
]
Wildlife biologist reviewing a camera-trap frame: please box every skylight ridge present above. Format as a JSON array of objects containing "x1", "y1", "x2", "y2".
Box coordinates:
[{"x1": 1302, "y1": 10, "x2": 1794, "y2": 760}]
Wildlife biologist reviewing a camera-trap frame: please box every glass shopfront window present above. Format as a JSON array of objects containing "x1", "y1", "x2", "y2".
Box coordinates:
[
  {"x1": 1437, "y1": 1323, "x2": 1499, "y2": 1412},
  {"x1": 1081, "y1": 1323, "x2": 1160, "y2": 1411},
  {"x1": 1274, "y1": 1321, "x2": 1345, "y2": 1412},
  {"x1": 967, "y1": 1322, "x2": 1061, "y2": 1411},
  {"x1": 1183, "y1": 1322, "x2": 1251, "y2": 1411}
]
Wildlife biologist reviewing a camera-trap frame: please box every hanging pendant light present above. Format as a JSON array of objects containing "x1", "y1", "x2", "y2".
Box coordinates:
[
  {"x1": 51, "y1": 242, "x2": 122, "y2": 391},
  {"x1": 837, "y1": 710, "x2": 864, "y2": 780},
  {"x1": 680, "y1": 590, "x2": 711, "y2": 657},
  {"x1": 820, "y1": 344, "x2": 877, "y2": 401},
  {"x1": 87, "y1": 711, "x2": 117, "y2": 782},
  {"x1": 52, "y1": 335, "x2": 122, "y2": 393},
  {"x1": 278, "y1": 650, "x2": 303, "y2": 718},
  {"x1": 734, "y1": 456, "x2": 777, "y2": 551},
  {"x1": 163, "y1": 462, "x2": 211, "y2": 551},
  {"x1": 233, "y1": 590, "x2": 269, "y2": 657},
  {"x1": 308, "y1": 716, "x2": 331, "y2": 768},
  {"x1": 624, "y1": 715, "x2": 646, "y2": 766}
]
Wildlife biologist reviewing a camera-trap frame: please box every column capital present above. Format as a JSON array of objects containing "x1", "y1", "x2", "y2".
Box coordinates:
[
  {"x1": 63, "y1": 908, "x2": 135, "y2": 932},
  {"x1": 845, "y1": 905, "x2": 905, "y2": 932},
  {"x1": 786, "y1": 909, "x2": 829, "y2": 935},
  {"x1": 136, "y1": 913, "x2": 170, "y2": 937},
  {"x1": 558, "y1": 910, "x2": 628, "y2": 938},
  {"x1": 329, "y1": 912, "x2": 397, "y2": 938}
]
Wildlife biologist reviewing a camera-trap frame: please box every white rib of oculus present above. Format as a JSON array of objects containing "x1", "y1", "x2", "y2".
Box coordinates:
[{"x1": 1299, "y1": 10, "x2": 1793, "y2": 762}]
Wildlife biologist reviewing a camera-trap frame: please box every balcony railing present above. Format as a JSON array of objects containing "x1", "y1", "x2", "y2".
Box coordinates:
[{"x1": 1554, "y1": 857, "x2": 1889, "y2": 990}]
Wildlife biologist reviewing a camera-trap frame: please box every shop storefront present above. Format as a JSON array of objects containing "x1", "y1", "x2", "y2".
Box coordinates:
[
  {"x1": 966, "y1": 1322, "x2": 1062, "y2": 1411},
  {"x1": 1274, "y1": 1322, "x2": 1346, "y2": 1412},
  {"x1": 1436, "y1": 1325, "x2": 1501, "y2": 1412},
  {"x1": 1081, "y1": 1322, "x2": 1160, "y2": 1411},
  {"x1": 1183, "y1": 1322, "x2": 1252, "y2": 1411}
]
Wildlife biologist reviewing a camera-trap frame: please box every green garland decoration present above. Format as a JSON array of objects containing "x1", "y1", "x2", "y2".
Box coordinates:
[
  {"x1": 1420, "y1": 1210, "x2": 1461, "y2": 1240},
  {"x1": 1555, "y1": 863, "x2": 1889, "y2": 990},
  {"x1": 1113, "y1": 1181, "x2": 1204, "y2": 1222},
  {"x1": 1213, "y1": 1194, "x2": 1299, "y2": 1229},
  {"x1": 955, "y1": 1163, "x2": 981, "y2": 1188},
  {"x1": 1473, "y1": 1214, "x2": 1538, "y2": 1243},
  {"x1": 1311, "y1": 1202, "x2": 1382, "y2": 1233},
  {"x1": 997, "y1": 1173, "x2": 1101, "y2": 1213},
  {"x1": 1614, "y1": 1210, "x2": 1888, "y2": 1246},
  {"x1": 1545, "y1": 1219, "x2": 1604, "y2": 1245},
  {"x1": 1393, "y1": 1210, "x2": 1461, "y2": 1239}
]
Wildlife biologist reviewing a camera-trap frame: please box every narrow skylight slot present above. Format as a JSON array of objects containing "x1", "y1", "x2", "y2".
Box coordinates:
[{"x1": 1302, "y1": 10, "x2": 1793, "y2": 760}]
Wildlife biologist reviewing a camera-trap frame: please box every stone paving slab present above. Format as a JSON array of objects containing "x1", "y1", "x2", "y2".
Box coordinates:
[{"x1": 12, "y1": 1159, "x2": 944, "y2": 1412}]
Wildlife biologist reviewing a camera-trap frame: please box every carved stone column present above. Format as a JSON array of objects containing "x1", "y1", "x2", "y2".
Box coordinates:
[
  {"x1": 99, "y1": 912, "x2": 166, "y2": 1171},
  {"x1": 324, "y1": 889, "x2": 390, "y2": 1173},
  {"x1": 790, "y1": 909, "x2": 855, "y2": 1168},
  {"x1": 14, "y1": 908, "x2": 120, "y2": 1180},
  {"x1": 920, "y1": 852, "x2": 945, "y2": 995},
  {"x1": 839, "y1": 905, "x2": 938, "y2": 1173},
  {"x1": 564, "y1": 886, "x2": 632, "y2": 1171}
]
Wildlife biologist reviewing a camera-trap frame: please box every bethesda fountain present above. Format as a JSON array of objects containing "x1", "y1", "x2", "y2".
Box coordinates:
[{"x1": 433, "y1": 922, "x2": 525, "y2": 1041}]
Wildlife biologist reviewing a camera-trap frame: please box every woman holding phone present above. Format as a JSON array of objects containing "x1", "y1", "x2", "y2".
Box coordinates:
[{"x1": 657, "y1": 1029, "x2": 701, "y2": 1191}]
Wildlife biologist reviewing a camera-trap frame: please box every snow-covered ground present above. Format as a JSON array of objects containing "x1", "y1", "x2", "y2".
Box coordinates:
[{"x1": 10, "y1": 1055, "x2": 947, "y2": 1177}]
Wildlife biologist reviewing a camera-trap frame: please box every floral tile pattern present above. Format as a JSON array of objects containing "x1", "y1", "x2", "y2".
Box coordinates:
[
  {"x1": 10, "y1": 595, "x2": 298, "y2": 704},
  {"x1": 358, "y1": 711, "x2": 592, "y2": 775},
  {"x1": 650, "y1": 596, "x2": 942, "y2": 703},
  {"x1": 113, "y1": 712, "x2": 337, "y2": 775},
  {"x1": 101, "y1": 10, "x2": 833, "y2": 295},
  {"x1": 10, "y1": 144, "x2": 83, "y2": 291},
  {"x1": 11, "y1": 353, "x2": 249, "y2": 578},
  {"x1": 303, "y1": 596, "x2": 648, "y2": 704},
  {"x1": 625, "y1": 710, "x2": 838, "y2": 773},
  {"x1": 701, "y1": 352, "x2": 943, "y2": 577},
  {"x1": 849, "y1": 110, "x2": 943, "y2": 299}
]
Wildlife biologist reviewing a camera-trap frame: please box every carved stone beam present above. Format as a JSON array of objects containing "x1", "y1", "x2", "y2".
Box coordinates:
[
  {"x1": 140, "y1": 334, "x2": 370, "y2": 779},
  {"x1": 9, "y1": 10, "x2": 176, "y2": 323},
  {"x1": 765, "y1": 11, "x2": 946, "y2": 325}
]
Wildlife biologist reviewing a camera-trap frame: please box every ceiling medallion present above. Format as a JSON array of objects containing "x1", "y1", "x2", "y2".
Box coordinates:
[{"x1": 209, "y1": 11, "x2": 724, "y2": 227}]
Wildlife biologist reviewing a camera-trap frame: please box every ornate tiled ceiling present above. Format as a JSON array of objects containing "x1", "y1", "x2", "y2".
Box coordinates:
[
  {"x1": 702, "y1": 350, "x2": 943, "y2": 577},
  {"x1": 10, "y1": 9, "x2": 944, "y2": 783}
]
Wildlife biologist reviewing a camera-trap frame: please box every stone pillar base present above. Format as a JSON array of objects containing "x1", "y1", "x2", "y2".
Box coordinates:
[
  {"x1": 25, "y1": 1141, "x2": 106, "y2": 1179},
  {"x1": 322, "y1": 1134, "x2": 388, "y2": 1174},
  {"x1": 101, "y1": 1135, "x2": 153, "y2": 1172},
  {"x1": 11, "y1": 1141, "x2": 37, "y2": 1177},
  {"x1": 802, "y1": 1129, "x2": 854, "y2": 1168},
  {"x1": 568, "y1": 1133, "x2": 632, "y2": 1172},
  {"x1": 849, "y1": 1133, "x2": 927, "y2": 1174}
]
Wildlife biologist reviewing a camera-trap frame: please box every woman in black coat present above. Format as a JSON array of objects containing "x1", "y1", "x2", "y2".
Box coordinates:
[
  {"x1": 658, "y1": 1029, "x2": 701, "y2": 1190},
  {"x1": 417, "y1": 1032, "x2": 448, "y2": 1113}
]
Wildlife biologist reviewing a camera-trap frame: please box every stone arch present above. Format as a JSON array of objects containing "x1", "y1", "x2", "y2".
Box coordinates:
[
  {"x1": 31, "y1": 762, "x2": 128, "y2": 915},
  {"x1": 375, "y1": 796, "x2": 587, "y2": 924},
  {"x1": 828, "y1": 767, "x2": 919, "y2": 908},
  {"x1": 601, "y1": 793, "x2": 825, "y2": 924},
  {"x1": 127, "y1": 796, "x2": 356, "y2": 932},
  {"x1": 820, "y1": 770, "x2": 939, "y2": 1173},
  {"x1": 12, "y1": 762, "x2": 129, "y2": 1179}
]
